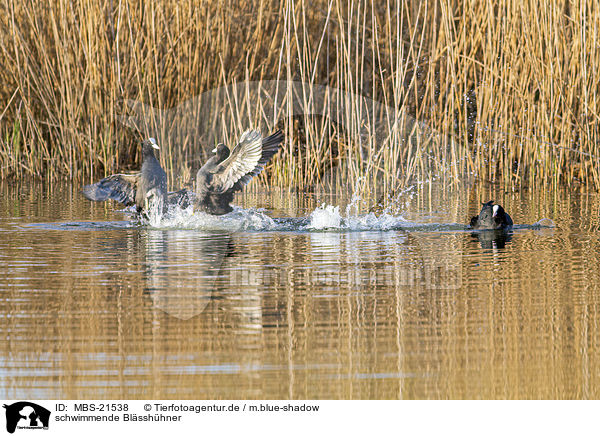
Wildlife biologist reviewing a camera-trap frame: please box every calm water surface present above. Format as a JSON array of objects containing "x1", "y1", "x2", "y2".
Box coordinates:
[{"x1": 1, "y1": 180, "x2": 599, "y2": 399}]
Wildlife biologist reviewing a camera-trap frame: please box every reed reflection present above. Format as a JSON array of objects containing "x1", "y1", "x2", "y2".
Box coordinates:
[
  {"x1": 1, "y1": 181, "x2": 600, "y2": 400},
  {"x1": 138, "y1": 230, "x2": 235, "y2": 320}
]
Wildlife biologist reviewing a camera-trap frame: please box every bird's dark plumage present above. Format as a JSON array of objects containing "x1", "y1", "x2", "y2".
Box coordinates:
[
  {"x1": 469, "y1": 200, "x2": 513, "y2": 230},
  {"x1": 195, "y1": 129, "x2": 283, "y2": 215},
  {"x1": 83, "y1": 138, "x2": 168, "y2": 214}
]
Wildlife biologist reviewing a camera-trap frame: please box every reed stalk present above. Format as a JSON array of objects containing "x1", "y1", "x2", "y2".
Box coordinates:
[{"x1": 0, "y1": 0, "x2": 598, "y2": 200}]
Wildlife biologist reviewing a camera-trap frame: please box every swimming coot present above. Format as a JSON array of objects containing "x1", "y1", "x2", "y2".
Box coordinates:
[{"x1": 469, "y1": 200, "x2": 513, "y2": 230}]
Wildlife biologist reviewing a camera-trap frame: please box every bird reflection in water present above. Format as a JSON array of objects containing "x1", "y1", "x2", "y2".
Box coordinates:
[
  {"x1": 470, "y1": 229, "x2": 513, "y2": 249},
  {"x1": 141, "y1": 230, "x2": 235, "y2": 319}
]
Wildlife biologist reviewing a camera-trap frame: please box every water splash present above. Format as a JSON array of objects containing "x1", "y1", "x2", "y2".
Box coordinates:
[
  {"x1": 532, "y1": 218, "x2": 556, "y2": 228},
  {"x1": 26, "y1": 207, "x2": 555, "y2": 234},
  {"x1": 155, "y1": 205, "x2": 278, "y2": 231},
  {"x1": 306, "y1": 203, "x2": 409, "y2": 231},
  {"x1": 307, "y1": 178, "x2": 411, "y2": 231},
  {"x1": 344, "y1": 177, "x2": 364, "y2": 217},
  {"x1": 32, "y1": 180, "x2": 558, "y2": 233},
  {"x1": 309, "y1": 204, "x2": 342, "y2": 229}
]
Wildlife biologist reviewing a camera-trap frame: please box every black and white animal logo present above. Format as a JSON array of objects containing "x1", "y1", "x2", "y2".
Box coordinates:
[{"x1": 3, "y1": 402, "x2": 50, "y2": 434}]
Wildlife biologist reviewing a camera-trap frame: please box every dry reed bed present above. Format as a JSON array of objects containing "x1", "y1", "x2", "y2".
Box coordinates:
[{"x1": 0, "y1": 0, "x2": 599, "y2": 197}]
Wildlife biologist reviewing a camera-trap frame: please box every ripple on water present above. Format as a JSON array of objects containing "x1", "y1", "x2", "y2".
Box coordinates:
[
  {"x1": 0, "y1": 180, "x2": 594, "y2": 400},
  {"x1": 23, "y1": 221, "x2": 136, "y2": 231},
  {"x1": 19, "y1": 203, "x2": 556, "y2": 234}
]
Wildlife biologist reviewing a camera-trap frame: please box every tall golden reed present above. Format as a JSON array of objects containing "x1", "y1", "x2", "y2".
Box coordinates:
[{"x1": 0, "y1": 0, "x2": 598, "y2": 196}]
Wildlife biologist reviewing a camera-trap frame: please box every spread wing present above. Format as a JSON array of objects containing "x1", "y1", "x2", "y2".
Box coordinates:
[
  {"x1": 231, "y1": 130, "x2": 283, "y2": 192},
  {"x1": 210, "y1": 130, "x2": 264, "y2": 193},
  {"x1": 82, "y1": 173, "x2": 139, "y2": 206}
]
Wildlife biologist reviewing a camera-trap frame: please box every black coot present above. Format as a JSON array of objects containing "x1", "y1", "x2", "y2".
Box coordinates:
[
  {"x1": 469, "y1": 200, "x2": 513, "y2": 230},
  {"x1": 195, "y1": 129, "x2": 283, "y2": 215}
]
